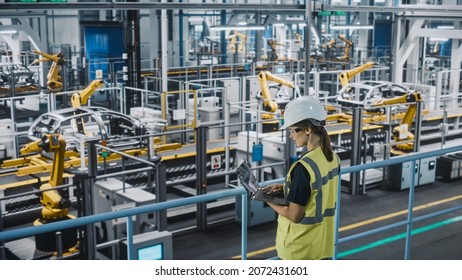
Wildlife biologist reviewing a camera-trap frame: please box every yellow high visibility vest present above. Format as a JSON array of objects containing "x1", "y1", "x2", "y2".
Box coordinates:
[{"x1": 276, "y1": 147, "x2": 340, "y2": 260}]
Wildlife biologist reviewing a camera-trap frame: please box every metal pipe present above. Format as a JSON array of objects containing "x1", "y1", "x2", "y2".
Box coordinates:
[
  {"x1": 339, "y1": 203, "x2": 462, "y2": 245},
  {"x1": 404, "y1": 159, "x2": 417, "y2": 260},
  {"x1": 155, "y1": 163, "x2": 167, "y2": 231},
  {"x1": 304, "y1": 0, "x2": 311, "y2": 94},
  {"x1": 95, "y1": 167, "x2": 153, "y2": 181},
  {"x1": 241, "y1": 193, "x2": 248, "y2": 260},
  {"x1": 0, "y1": 189, "x2": 4, "y2": 260},
  {"x1": 0, "y1": 183, "x2": 74, "y2": 202},
  {"x1": 0, "y1": 189, "x2": 247, "y2": 246},
  {"x1": 55, "y1": 231, "x2": 63, "y2": 258},
  {"x1": 126, "y1": 215, "x2": 134, "y2": 260},
  {"x1": 333, "y1": 178, "x2": 342, "y2": 260}
]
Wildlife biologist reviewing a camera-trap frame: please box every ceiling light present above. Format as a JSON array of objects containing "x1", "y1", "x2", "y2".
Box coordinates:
[
  {"x1": 286, "y1": 16, "x2": 304, "y2": 21},
  {"x1": 430, "y1": 38, "x2": 449, "y2": 42},
  {"x1": 0, "y1": 30, "x2": 18, "y2": 35},
  {"x1": 330, "y1": 25, "x2": 374, "y2": 30},
  {"x1": 437, "y1": 26, "x2": 454, "y2": 29},
  {"x1": 210, "y1": 25, "x2": 265, "y2": 31}
]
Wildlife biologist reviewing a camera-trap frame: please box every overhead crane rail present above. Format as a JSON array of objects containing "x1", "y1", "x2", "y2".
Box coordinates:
[
  {"x1": 0, "y1": 2, "x2": 305, "y2": 11},
  {"x1": 2, "y1": 2, "x2": 461, "y2": 16}
]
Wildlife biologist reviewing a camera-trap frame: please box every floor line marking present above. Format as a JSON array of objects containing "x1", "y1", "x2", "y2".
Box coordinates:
[
  {"x1": 339, "y1": 195, "x2": 462, "y2": 231},
  {"x1": 232, "y1": 195, "x2": 462, "y2": 259},
  {"x1": 337, "y1": 215, "x2": 462, "y2": 258}
]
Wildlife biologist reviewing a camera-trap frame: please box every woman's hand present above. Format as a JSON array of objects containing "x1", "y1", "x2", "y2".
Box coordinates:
[{"x1": 262, "y1": 183, "x2": 284, "y2": 194}]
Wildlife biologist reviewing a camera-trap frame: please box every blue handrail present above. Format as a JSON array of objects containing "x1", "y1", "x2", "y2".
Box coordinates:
[
  {"x1": 0, "y1": 188, "x2": 247, "y2": 256},
  {"x1": 334, "y1": 144, "x2": 462, "y2": 259},
  {"x1": 1, "y1": 145, "x2": 462, "y2": 260}
]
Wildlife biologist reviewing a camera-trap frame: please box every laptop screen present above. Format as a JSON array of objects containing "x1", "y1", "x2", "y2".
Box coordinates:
[{"x1": 236, "y1": 161, "x2": 259, "y2": 193}]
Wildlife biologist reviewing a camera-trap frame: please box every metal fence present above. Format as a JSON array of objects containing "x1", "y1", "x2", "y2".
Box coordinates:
[{"x1": 0, "y1": 144, "x2": 461, "y2": 260}]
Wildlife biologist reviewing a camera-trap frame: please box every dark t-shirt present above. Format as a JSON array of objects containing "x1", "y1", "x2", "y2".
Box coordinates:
[{"x1": 286, "y1": 162, "x2": 311, "y2": 207}]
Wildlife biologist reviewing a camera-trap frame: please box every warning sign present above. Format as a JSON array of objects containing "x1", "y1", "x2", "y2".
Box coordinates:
[
  {"x1": 398, "y1": 124, "x2": 409, "y2": 140},
  {"x1": 211, "y1": 155, "x2": 221, "y2": 170}
]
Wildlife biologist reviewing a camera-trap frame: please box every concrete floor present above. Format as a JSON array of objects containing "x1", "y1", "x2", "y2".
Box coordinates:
[{"x1": 172, "y1": 176, "x2": 462, "y2": 260}]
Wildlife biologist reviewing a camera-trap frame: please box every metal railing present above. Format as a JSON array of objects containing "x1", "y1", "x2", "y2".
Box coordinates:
[
  {"x1": 334, "y1": 144, "x2": 462, "y2": 260},
  {"x1": 1, "y1": 144, "x2": 461, "y2": 260}
]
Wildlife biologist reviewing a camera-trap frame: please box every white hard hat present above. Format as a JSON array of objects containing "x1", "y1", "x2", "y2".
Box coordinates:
[{"x1": 280, "y1": 96, "x2": 327, "y2": 130}]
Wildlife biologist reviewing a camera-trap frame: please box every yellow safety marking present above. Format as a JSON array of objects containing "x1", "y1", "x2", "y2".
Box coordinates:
[
  {"x1": 234, "y1": 246, "x2": 276, "y2": 259},
  {"x1": 339, "y1": 194, "x2": 462, "y2": 231},
  {"x1": 0, "y1": 179, "x2": 39, "y2": 190},
  {"x1": 233, "y1": 195, "x2": 462, "y2": 259},
  {"x1": 426, "y1": 114, "x2": 462, "y2": 121}
]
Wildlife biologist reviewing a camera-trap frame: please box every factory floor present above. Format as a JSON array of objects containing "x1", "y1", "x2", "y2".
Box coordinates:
[{"x1": 172, "y1": 176, "x2": 462, "y2": 260}]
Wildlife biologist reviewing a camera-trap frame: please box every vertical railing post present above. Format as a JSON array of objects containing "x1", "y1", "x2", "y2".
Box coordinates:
[
  {"x1": 350, "y1": 107, "x2": 363, "y2": 195},
  {"x1": 126, "y1": 215, "x2": 134, "y2": 260},
  {"x1": 55, "y1": 231, "x2": 63, "y2": 258},
  {"x1": 404, "y1": 159, "x2": 417, "y2": 260},
  {"x1": 155, "y1": 163, "x2": 167, "y2": 231},
  {"x1": 195, "y1": 125, "x2": 208, "y2": 231},
  {"x1": 0, "y1": 189, "x2": 5, "y2": 260},
  {"x1": 333, "y1": 178, "x2": 342, "y2": 260},
  {"x1": 241, "y1": 193, "x2": 248, "y2": 260},
  {"x1": 79, "y1": 140, "x2": 98, "y2": 260}
]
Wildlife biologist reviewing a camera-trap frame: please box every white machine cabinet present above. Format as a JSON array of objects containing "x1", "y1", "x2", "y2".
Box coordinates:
[{"x1": 386, "y1": 156, "x2": 437, "y2": 191}]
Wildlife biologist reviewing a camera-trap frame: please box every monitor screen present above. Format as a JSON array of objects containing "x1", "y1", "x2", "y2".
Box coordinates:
[
  {"x1": 137, "y1": 243, "x2": 163, "y2": 260},
  {"x1": 274, "y1": 65, "x2": 285, "y2": 74}
]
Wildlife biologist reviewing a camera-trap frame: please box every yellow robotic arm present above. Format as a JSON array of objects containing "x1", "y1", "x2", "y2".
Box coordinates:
[
  {"x1": 227, "y1": 31, "x2": 247, "y2": 54},
  {"x1": 20, "y1": 134, "x2": 69, "y2": 220},
  {"x1": 338, "y1": 35, "x2": 353, "y2": 61},
  {"x1": 322, "y1": 38, "x2": 336, "y2": 50},
  {"x1": 32, "y1": 50, "x2": 65, "y2": 91},
  {"x1": 258, "y1": 71, "x2": 296, "y2": 119},
  {"x1": 338, "y1": 62, "x2": 376, "y2": 88},
  {"x1": 295, "y1": 33, "x2": 303, "y2": 45},
  {"x1": 70, "y1": 79, "x2": 105, "y2": 108},
  {"x1": 373, "y1": 92, "x2": 422, "y2": 153},
  {"x1": 432, "y1": 41, "x2": 440, "y2": 56}
]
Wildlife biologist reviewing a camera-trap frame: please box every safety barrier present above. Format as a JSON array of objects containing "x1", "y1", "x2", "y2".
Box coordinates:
[
  {"x1": 334, "y1": 144, "x2": 462, "y2": 260},
  {"x1": 0, "y1": 145, "x2": 461, "y2": 260}
]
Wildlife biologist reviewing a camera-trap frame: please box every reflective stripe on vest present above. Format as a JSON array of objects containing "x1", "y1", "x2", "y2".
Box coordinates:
[{"x1": 298, "y1": 156, "x2": 340, "y2": 225}]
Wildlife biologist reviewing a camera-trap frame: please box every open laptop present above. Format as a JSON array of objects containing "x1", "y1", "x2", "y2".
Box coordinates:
[{"x1": 235, "y1": 160, "x2": 289, "y2": 206}]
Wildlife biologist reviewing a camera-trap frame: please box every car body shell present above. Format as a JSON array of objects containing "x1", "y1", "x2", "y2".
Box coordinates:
[
  {"x1": 28, "y1": 106, "x2": 147, "y2": 147},
  {"x1": 337, "y1": 81, "x2": 410, "y2": 108}
]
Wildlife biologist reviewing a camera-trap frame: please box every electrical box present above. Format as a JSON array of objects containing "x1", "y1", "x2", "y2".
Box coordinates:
[
  {"x1": 93, "y1": 179, "x2": 156, "y2": 242},
  {"x1": 235, "y1": 196, "x2": 276, "y2": 226},
  {"x1": 261, "y1": 135, "x2": 286, "y2": 161},
  {"x1": 386, "y1": 156, "x2": 437, "y2": 191},
  {"x1": 0, "y1": 119, "x2": 15, "y2": 160},
  {"x1": 115, "y1": 188, "x2": 157, "y2": 236},
  {"x1": 93, "y1": 178, "x2": 132, "y2": 242},
  {"x1": 93, "y1": 178, "x2": 130, "y2": 215},
  {"x1": 437, "y1": 154, "x2": 462, "y2": 180},
  {"x1": 198, "y1": 107, "x2": 221, "y2": 141},
  {"x1": 234, "y1": 131, "x2": 269, "y2": 154}
]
